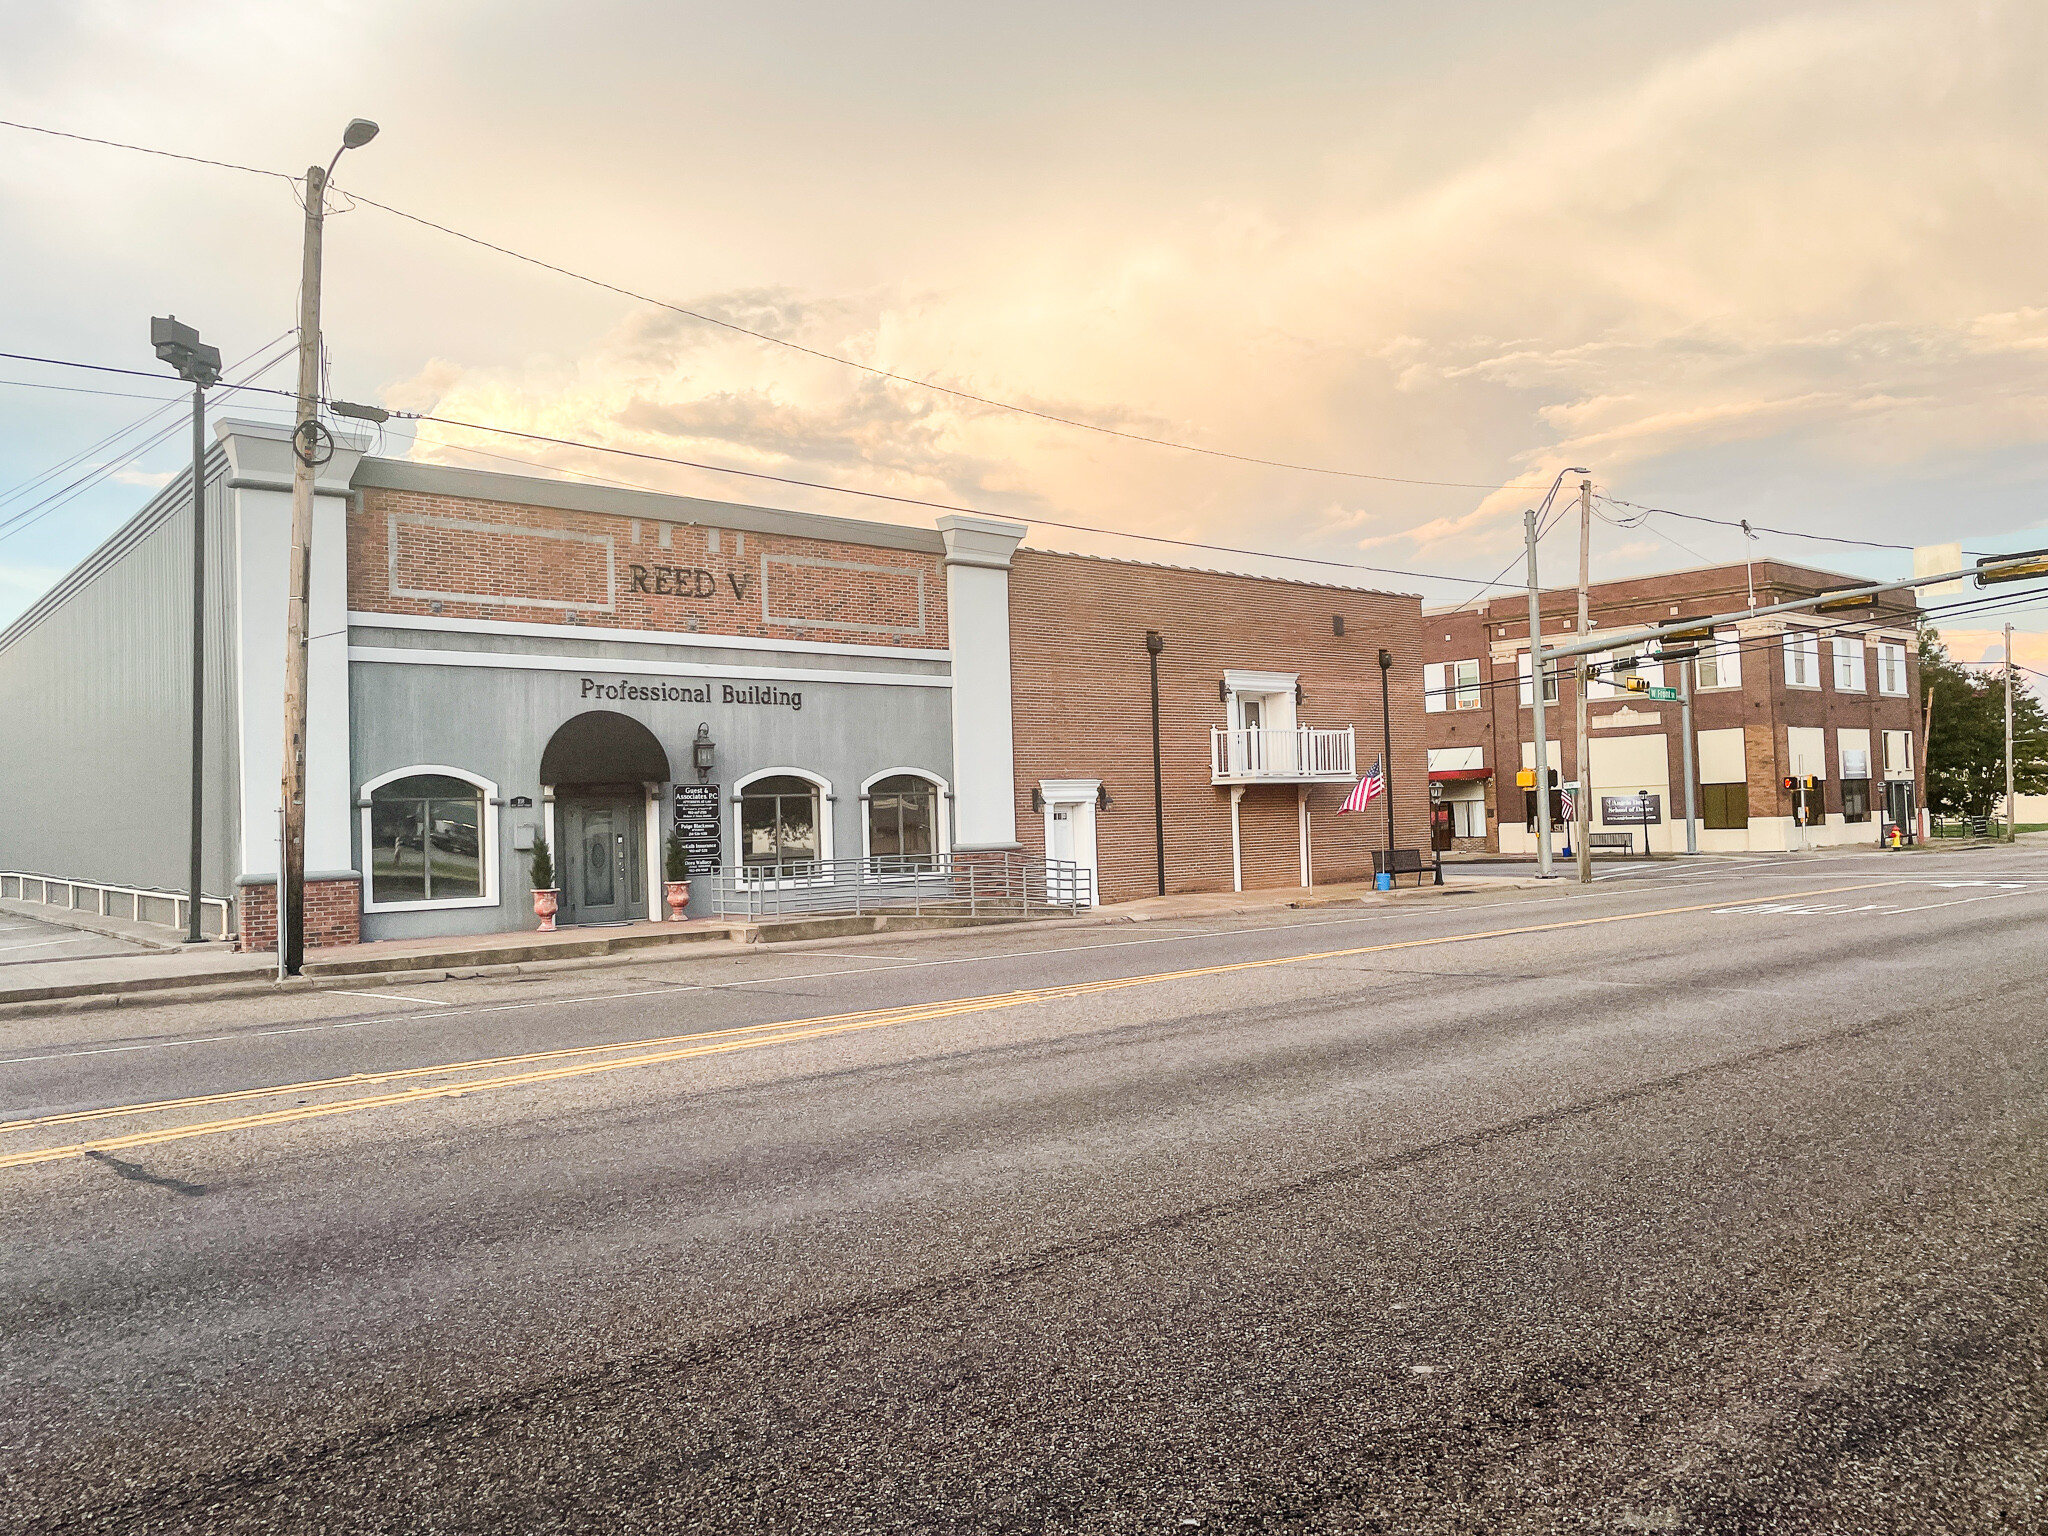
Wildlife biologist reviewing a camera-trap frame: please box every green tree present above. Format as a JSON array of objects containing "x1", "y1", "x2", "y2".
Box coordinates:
[{"x1": 1920, "y1": 628, "x2": 2048, "y2": 818}]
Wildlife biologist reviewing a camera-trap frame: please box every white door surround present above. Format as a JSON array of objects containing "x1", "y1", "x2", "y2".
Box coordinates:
[{"x1": 1038, "y1": 778, "x2": 1100, "y2": 907}]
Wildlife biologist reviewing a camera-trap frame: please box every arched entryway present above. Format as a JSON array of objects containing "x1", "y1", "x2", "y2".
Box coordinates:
[{"x1": 540, "y1": 711, "x2": 671, "y2": 926}]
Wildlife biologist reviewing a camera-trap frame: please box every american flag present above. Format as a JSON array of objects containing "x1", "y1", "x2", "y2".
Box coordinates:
[
  {"x1": 1560, "y1": 787, "x2": 1577, "y2": 821},
  {"x1": 1340, "y1": 756, "x2": 1385, "y2": 815}
]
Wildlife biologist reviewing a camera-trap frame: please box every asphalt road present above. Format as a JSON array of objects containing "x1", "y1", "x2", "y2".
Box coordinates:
[{"x1": 3, "y1": 847, "x2": 2044, "y2": 1533}]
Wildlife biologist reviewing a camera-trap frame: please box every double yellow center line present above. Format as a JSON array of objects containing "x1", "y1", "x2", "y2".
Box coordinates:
[{"x1": 0, "y1": 883, "x2": 1894, "y2": 1173}]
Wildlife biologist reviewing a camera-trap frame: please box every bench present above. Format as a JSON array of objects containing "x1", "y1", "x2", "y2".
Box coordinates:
[
  {"x1": 1372, "y1": 847, "x2": 1443, "y2": 887},
  {"x1": 1587, "y1": 831, "x2": 1639, "y2": 855}
]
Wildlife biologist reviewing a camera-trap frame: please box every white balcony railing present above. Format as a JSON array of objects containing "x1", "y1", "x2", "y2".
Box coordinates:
[{"x1": 1210, "y1": 726, "x2": 1356, "y2": 784}]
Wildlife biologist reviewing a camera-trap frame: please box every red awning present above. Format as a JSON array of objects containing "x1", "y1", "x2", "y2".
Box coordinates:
[{"x1": 1428, "y1": 768, "x2": 1492, "y2": 782}]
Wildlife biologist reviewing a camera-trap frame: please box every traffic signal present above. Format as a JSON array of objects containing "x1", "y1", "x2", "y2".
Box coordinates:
[
  {"x1": 1804, "y1": 776, "x2": 1820, "y2": 791},
  {"x1": 1622, "y1": 676, "x2": 1650, "y2": 693},
  {"x1": 1814, "y1": 585, "x2": 1878, "y2": 613},
  {"x1": 1975, "y1": 548, "x2": 2048, "y2": 588},
  {"x1": 1782, "y1": 776, "x2": 1796, "y2": 792}
]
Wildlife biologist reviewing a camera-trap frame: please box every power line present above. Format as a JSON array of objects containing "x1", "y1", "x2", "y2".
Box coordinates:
[
  {"x1": 0, "y1": 117, "x2": 295, "y2": 183},
  {"x1": 1598, "y1": 493, "x2": 1992, "y2": 559},
  {"x1": 0, "y1": 342, "x2": 298, "y2": 544},
  {"x1": 409, "y1": 414, "x2": 1530, "y2": 592},
  {"x1": 0, "y1": 116, "x2": 1559, "y2": 494}
]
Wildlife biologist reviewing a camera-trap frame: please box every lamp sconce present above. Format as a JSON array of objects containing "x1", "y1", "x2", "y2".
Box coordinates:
[
  {"x1": 1333, "y1": 615, "x2": 1346, "y2": 636},
  {"x1": 1096, "y1": 784, "x2": 1112, "y2": 810},
  {"x1": 1030, "y1": 786, "x2": 1044, "y2": 813},
  {"x1": 1217, "y1": 679, "x2": 1229, "y2": 703},
  {"x1": 1294, "y1": 681, "x2": 1305, "y2": 705},
  {"x1": 691, "y1": 722, "x2": 716, "y2": 782}
]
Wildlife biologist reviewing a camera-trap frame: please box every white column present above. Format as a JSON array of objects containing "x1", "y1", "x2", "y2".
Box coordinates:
[
  {"x1": 1230, "y1": 785, "x2": 1246, "y2": 892},
  {"x1": 219, "y1": 419, "x2": 364, "y2": 880},
  {"x1": 936, "y1": 514, "x2": 1027, "y2": 850}
]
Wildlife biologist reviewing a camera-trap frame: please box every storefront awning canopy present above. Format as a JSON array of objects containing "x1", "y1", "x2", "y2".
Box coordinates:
[
  {"x1": 1428, "y1": 767, "x2": 1492, "y2": 783},
  {"x1": 541, "y1": 709, "x2": 672, "y2": 784}
]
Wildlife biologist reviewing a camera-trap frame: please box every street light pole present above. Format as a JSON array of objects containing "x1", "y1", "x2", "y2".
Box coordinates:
[
  {"x1": 279, "y1": 120, "x2": 377, "y2": 975},
  {"x1": 1378, "y1": 648, "x2": 1396, "y2": 857},
  {"x1": 1525, "y1": 507, "x2": 1553, "y2": 879},
  {"x1": 1574, "y1": 478, "x2": 1593, "y2": 885},
  {"x1": 2005, "y1": 621, "x2": 2016, "y2": 842},
  {"x1": 151, "y1": 317, "x2": 222, "y2": 944}
]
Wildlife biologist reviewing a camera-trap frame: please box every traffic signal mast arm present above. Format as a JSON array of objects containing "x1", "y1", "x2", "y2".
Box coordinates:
[{"x1": 1530, "y1": 556, "x2": 2048, "y2": 669}]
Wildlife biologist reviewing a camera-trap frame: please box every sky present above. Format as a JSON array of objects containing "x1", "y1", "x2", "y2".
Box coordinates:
[{"x1": 2, "y1": 0, "x2": 2045, "y2": 682}]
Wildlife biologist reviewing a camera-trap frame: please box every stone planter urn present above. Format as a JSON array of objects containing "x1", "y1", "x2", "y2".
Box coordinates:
[
  {"x1": 533, "y1": 888, "x2": 560, "y2": 932},
  {"x1": 664, "y1": 879, "x2": 690, "y2": 919}
]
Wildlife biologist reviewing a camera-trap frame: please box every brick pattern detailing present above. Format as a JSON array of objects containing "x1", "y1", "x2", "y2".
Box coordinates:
[
  {"x1": 349, "y1": 487, "x2": 947, "y2": 649},
  {"x1": 238, "y1": 879, "x2": 361, "y2": 953},
  {"x1": 1422, "y1": 558, "x2": 1925, "y2": 849},
  {"x1": 1008, "y1": 552, "x2": 1429, "y2": 904}
]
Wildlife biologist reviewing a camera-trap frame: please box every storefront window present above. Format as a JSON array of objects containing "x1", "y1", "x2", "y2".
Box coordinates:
[
  {"x1": 368, "y1": 774, "x2": 485, "y2": 904},
  {"x1": 866, "y1": 774, "x2": 939, "y2": 869},
  {"x1": 1841, "y1": 778, "x2": 1872, "y2": 824},
  {"x1": 740, "y1": 774, "x2": 822, "y2": 874}
]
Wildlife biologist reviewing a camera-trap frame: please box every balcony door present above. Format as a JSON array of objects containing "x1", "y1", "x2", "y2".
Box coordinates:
[{"x1": 1239, "y1": 697, "x2": 1266, "y2": 773}]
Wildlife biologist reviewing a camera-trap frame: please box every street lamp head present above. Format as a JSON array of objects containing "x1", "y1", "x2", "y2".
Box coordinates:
[
  {"x1": 1566, "y1": 466, "x2": 1589, "y2": 475},
  {"x1": 150, "y1": 315, "x2": 222, "y2": 387},
  {"x1": 341, "y1": 118, "x2": 380, "y2": 150}
]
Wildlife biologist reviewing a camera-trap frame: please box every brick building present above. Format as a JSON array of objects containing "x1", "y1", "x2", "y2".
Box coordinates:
[
  {"x1": 1421, "y1": 560, "x2": 1926, "y2": 855},
  {"x1": 1007, "y1": 552, "x2": 1428, "y2": 904},
  {"x1": 0, "y1": 418, "x2": 1429, "y2": 950}
]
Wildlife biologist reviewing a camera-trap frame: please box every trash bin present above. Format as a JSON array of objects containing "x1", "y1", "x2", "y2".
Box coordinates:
[{"x1": 1376, "y1": 872, "x2": 1392, "y2": 892}]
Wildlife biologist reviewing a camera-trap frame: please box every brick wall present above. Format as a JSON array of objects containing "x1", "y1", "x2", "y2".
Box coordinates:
[
  {"x1": 1008, "y1": 552, "x2": 1429, "y2": 903},
  {"x1": 349, "y1": 487, "x2": 948, "y2": 650},
  {"x1": 238, "y1": 878, "x2": 360, "y2": 953}
]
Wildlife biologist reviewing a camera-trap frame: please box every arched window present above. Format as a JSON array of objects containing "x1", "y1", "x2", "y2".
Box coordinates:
[
  {"x1": 737, "y1": 772, "x2": 826, "y2": 876},
  {"x1": 863, "y1": 770, "x2": 946, "y2": 871},
  {"x1": 360, "y1": 767, "x2": 499, "y2": 912}
]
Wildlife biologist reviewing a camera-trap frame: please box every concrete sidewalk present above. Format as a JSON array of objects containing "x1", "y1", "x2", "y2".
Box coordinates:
[{"x1": 0, "y1": 875, "x2": 1533, "y2": 1017}]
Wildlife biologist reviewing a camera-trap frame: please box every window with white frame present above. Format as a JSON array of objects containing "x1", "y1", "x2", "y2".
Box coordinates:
[
  {"x1": 736, "y1": 769, "x2": 830, "y2": 878},
  {"x1": 1426, "y1": 660, "x2": 1482, "y2": 712},
  {"x1": 1696, "y1": 629, "x2": 1742, "y2": 691},
  {"x1": 1883, "y1": 729, "x2": 1914, "y2": 776},
  {"x1": 361, "y1": 767, "x2": 498, "y2": 911},
  {"x1": 1784, "y1": 630, "x2": 1823, "y2": 688},
  {"x1": 1451, "y1": 659, "x2": 1481, "y2": 710},
  {"x1": 1832, "y1": 637, "x2": 1866, "y2": 692},
  {"x1": 862, "y1": 770, "x2": 946, "y2": 871},
  {"x1": 1517, "y1": 651, "x2": 1560, "y2": 706},
  {"x1": 1876, "y1": 641, "x2": 1908, "y2": 696}
]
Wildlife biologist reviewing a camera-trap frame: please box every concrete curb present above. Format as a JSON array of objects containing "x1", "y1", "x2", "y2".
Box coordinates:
[{"x1": 0, "y1": 879, "x2": 1545, "y2": 1022}]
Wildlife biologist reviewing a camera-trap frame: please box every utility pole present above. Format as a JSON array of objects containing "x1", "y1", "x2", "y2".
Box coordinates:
[
  {"x1": 1679, "y1": 653, "x2": 1699, "y2": 855},
  {"x1": 1525, "y1": 507, "x2": 1553, "y2": 878},
  {"x1": 2005, "y1": 621, "x2": 2016, "y2": 842},
  {"x1": 1574, "y1": 478, "x2": 1593, "y2": 884},
  {"x1": 279, "y1": 120, "x2": 378, "y2": 975},
  {"x1": 151, "y1": 318, "x2": 222, "y2": 945}
]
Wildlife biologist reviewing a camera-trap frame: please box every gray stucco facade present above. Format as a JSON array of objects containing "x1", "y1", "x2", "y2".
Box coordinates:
[{"x1": 347, "y1": 621, "x2": 954, "y2": 939}]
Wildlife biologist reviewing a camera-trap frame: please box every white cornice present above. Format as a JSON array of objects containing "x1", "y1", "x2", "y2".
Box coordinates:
[{"x1": 346, "y1": 610, "x2": 950, "y2": 664}]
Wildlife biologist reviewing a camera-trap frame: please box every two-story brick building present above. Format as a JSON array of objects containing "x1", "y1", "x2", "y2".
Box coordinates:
[
  {"x1": 1421, "y1": 560, "x2": 1925, "y2": 855},
  {"x1": 0, "y1": 418, "x2": 1428, "y2": 949}
]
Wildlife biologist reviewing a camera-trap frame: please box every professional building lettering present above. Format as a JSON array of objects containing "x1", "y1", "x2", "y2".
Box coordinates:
[{"x1": 579, "y1": 677, "x2": 803, "y2": 710}]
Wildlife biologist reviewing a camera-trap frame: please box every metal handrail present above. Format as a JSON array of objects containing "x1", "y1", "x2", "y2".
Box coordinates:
[
  {"x1": 0, "y1": 871, "x2": 236, "y2": 939},
  {"x1": 705, "y1": 853, "x2": 1092, "y2": 921}
]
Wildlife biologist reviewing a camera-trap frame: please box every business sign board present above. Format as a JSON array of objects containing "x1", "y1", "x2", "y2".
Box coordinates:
[
  {"x1": 1601, "y1": 793, "x2": 1662, "y2": 824},
  {"x1": 672, "y1": 782, "x2": 723, "y2": 876}
]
